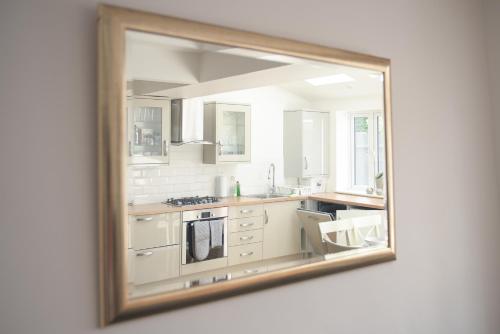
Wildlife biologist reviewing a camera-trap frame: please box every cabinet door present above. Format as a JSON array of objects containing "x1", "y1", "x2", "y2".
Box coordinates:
[
  {"x1": 263, "y1": 201, "x2": 302, "y2": 260},
  {"x1": 128, "y1": 97, "x2": 170, "y2": 165},
  {"x1": 133, "y1": 245, "x2": 180, "y2": 285},
  {"x1": 302, "y1": 111, "x2": 329, "y2": 176},
  {"x1": 127, "y1": 249, "x2": 134, "y2": 283},
  {"x1": 130, "y1": 212, "x2": 180, "y2": 250},
  {"x1": 216, "y1": 104, "x2": 251, "y2": 162}
]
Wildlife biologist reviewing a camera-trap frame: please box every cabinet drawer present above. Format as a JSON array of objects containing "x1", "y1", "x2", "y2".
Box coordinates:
[
  {"x1": 127, "y1": 249, "x2": 134, "y2": 283},
  {"x1": 229, "y1": 204, "x2": 263, "y2": 219},
  {"x1": 229, "y1": 229, "x2": 263, "y2": 246},
  {"x1": 229, "y1": 216, "x2": 264, "y2": 233},
  {"x1": 133, "y1": 245, "x2": 180, "y2": 285},
  {"x1": 130, "y1": 212, "x2": 180, "y2": 250},
  {"x1": 228, "y1": 242, "x2": 263, "y2": 266},
  {"x1": 230, "y1": 265, "x2": 267, "y2": 279}
]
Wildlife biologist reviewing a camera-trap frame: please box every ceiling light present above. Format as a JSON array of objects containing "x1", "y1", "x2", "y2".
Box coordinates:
[{"x1": 305, "y1": 74, "x2": 354, "y2": 86}]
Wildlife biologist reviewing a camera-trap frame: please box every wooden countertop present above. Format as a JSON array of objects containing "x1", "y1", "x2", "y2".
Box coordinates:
[
  {"x1": 128, "y1": 192, "x2": 385, "y2": 216},
  {"x1": 308, "y1": 192, "x2": 385, "y2": 210},
  {"x1": 128, "y1": 195, "x2": 307, "y2": 216}
]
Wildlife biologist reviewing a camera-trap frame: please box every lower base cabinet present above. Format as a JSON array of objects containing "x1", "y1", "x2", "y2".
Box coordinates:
[
  {"x1": 228, "y1": 242, "x2": 263, "y2": 266},
  {"x1": 132, "y1": 245, "x2": 180, "y2": 285},
  {"x1": 263, "y1": 200, "x2": 302, "y2": 260}
]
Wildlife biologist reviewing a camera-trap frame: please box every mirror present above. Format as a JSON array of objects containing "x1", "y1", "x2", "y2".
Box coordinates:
[{"x1": 98, "y1": 5, "x2": 394, "y2": 325}]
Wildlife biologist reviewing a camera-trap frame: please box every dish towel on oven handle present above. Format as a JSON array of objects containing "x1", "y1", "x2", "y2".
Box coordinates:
[
  {"x1": 209, "y1": 219, "x2": 224, "y2": 248},
  {"x1": 193, "y1": 220, "x2": 210, "y2": 261}
]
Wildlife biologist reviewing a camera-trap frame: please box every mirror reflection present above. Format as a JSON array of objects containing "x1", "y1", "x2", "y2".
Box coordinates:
[{"x1": 125, "y1": 31, "x2": 388, "y2": 299}]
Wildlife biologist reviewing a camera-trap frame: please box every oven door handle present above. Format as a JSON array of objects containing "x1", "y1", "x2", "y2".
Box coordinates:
[{"x1": 184, "y1": 217, "x2": 227, "y2": 223}]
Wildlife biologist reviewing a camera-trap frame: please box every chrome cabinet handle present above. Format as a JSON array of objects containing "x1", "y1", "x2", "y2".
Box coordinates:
[
  {"x1": 304, "y1": 156, "x2": 308, "y2": 170},
  {"x1": 128, "y1": 141, "x2": 132, "y2": 157},
  {"x1": 240, "y1": 235, "x2": 254, "y2": 241},
  {"x1": 244, "y1": 269, "x2": 258, "y2": 274},
  {"x1": 240, "y1": 222, "x2": 254, "y2": 228},
  {"x1": 240, "y1": 251, "x2": 254, "y2": 257},
  {"x1": 136, "y1": 217, "x2": 153, "y2": 222},
  {"x1": 217, "y1": 140, "x2": 223, "y2": 156},
  {"x1": 163, "y1": 140, "x2": 168, "y2": 156},
  {"x1": 264, "y1": 209, "x2": 269, "y2": 224},
  {"x1": 136, "y1": 251, "x2": 153, "y2": 257},
  {"x1": 240, "y1": 209, "x2": 253, "y2": 214}
]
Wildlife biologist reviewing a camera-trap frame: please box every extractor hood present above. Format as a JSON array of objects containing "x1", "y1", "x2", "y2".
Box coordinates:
[{"x1": 171, "y1": 98, "x2": 212, "y2": 145}]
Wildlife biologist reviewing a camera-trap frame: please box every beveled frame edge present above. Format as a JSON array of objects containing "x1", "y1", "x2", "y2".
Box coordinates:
[{"x1": 98, "y1": 3, "x2": 396, "y2": 326}]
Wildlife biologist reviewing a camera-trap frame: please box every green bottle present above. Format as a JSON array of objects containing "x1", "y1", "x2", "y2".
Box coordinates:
[{"x1": 235, "y1": 181, "x2": 241, "y2": 197}]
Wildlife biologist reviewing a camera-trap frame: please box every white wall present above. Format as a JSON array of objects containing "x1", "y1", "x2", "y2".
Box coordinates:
[
  {"x1": 127, "y1": 42, "x2": 201, "y2": 83},
  {"x1": 1, "y1": 1, "x2": 500, "y2": 334},
  {"x1": 128, "y1": 86, "x2": 312, "y2": 203}
]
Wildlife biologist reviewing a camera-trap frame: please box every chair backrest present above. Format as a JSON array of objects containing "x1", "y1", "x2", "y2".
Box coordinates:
[
  {"x1": 296, "y1": 209, "x2": 334, "y2": 255},
  {"x1": 336, "y1": 210, "x2": 385, "y2": 245},
  {"x1": 318, "y1": 220, "x2": 363, "y2": 253}
]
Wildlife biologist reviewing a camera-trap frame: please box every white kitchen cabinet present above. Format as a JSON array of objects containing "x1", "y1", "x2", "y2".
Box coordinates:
[
  {"x1": 127, "y1": 212, "x2": 181, "y2": 285},
  {"x1": 263, "y1": 200, "x2": 302, "y2": 260},
  {"x1": 127, "y1": 96, "x2": 170, "y2": 165},
  {"x1": 228, "y1": 229, "x2": 263, "y2": 246},
  {"x1": 228, "y1": 242, "x2": 263, "y2": 266},
  {"x1": 283, "y1": 110, "x2": 329, "y2": 177},
  {"x1": 203, "y1": 102, "x2": 251, "y2": 164},
  {"x1": 228, "y1": 204, "x2": 264, "y2": 220},
  {"x1": 127, "y1": 249, "x2": 134, "y2": 284},
  {"x1": 132, "y1": 245, "x2": 180, "y2": 285},
  {"x1": 129, "y1": 212, "x2": 181, "y2": 250},
  {"x1": 229, "y1": 216, "x2": 264, "y2": 233}
]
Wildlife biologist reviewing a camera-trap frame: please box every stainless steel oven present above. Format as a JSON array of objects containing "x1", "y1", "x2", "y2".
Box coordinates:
[{"x1": 181, "y1": 207, "x2": 228, "y2": 265}]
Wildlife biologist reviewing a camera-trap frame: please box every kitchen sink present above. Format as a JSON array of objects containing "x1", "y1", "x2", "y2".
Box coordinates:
[{"x1": 244, "y1": 193, "x2": 288, "y2": 199}]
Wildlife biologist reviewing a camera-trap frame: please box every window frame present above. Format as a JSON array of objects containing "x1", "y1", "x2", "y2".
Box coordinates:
[{"x1": 347, "y1": 110, "x2": 383, "y2": 194}]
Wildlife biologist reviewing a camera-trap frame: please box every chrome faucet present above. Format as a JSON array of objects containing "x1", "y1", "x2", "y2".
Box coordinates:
[{"x1": 268, "y1": 163, "x2": 276, "y2": 194}]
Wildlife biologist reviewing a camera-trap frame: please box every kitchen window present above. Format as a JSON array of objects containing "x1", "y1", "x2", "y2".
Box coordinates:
[{"x1": 336, "y1": 110, "x2": 385, "y2": 195}]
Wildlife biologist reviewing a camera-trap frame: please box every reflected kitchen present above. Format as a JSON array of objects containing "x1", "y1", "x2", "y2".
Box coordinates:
[{"x1": 125, "y1": 31, "x2": 388, "y2": 298}]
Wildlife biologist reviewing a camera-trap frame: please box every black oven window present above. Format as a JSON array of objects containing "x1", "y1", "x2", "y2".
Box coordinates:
[{"x1": 186, "y1": 221, "x2": 224, "y2": 264}]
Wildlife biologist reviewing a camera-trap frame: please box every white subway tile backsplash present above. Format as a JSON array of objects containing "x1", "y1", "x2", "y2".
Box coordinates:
[
  {"x1": 133, "y1": 178, "x2": 149, "y2": 186},
  {"x1": 128, "y1": 159, "x2": 273, "y2": 203},
  {"x1": 142, "y1": 168, "x2": 160, "y2": 177},
  {"x1": 130, "y1": 169, "x2": 142, "y2": 177}
]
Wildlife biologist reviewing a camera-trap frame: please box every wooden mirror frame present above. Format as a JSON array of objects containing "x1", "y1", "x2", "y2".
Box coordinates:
[{"x1": 97, "y1": 4, "x2": 395, "y2": 326}]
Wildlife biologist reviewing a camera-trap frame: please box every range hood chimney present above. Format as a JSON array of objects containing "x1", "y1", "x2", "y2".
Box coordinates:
[{"x1": 171, "y1": 98, "x2": 212, "y2": 145}]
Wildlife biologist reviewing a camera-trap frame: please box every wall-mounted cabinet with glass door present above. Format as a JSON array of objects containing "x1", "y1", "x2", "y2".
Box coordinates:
[
  {"x1": 203, "y1": 102, "x2": 251, "y2": 164},
  {"x1": 127, "y1": 96, "x2": 170, "y2": 165}
]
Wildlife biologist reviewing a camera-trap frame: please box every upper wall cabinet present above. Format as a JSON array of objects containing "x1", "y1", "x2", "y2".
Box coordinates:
[
  {"x1": 127, "y1": 96, "x2": 170, "y2": 165},
  {"x1": 203, "y1": 102, "x2": 251, "y2": 164},
  {"x1": 284, "y1": 110, "x2": 329, "y2": 177}
]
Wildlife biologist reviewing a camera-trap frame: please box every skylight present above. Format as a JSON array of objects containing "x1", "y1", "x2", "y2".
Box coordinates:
[{"x1": 305, "y1": 74, "x2": 354, "y2": 86}]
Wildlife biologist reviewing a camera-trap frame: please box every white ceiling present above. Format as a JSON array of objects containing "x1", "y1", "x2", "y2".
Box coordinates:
[
  {"x1": 278, "y1": 66, "x2": 384, "y2": 100},
  {"x1": 126, "y1": 30, "x2": 383, "y2": 101}
]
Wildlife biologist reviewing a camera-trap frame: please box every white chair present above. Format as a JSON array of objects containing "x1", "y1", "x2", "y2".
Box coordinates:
[
  {"x1": 319, "y1": 220, "x2": 364, "y2": 253},
  {"x1": 336, "y1": 209, "x2": 386, "y2": 245},
  {"x1": 297, "y1": 209, "x2": 366, "y2": 255}
]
